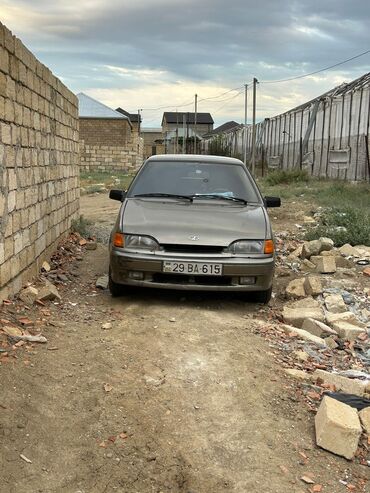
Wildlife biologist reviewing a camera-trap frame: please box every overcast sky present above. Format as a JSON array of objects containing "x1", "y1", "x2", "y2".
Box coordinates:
[{"x1": 1, "y1": 0, "x2": 370, "y2": 127}]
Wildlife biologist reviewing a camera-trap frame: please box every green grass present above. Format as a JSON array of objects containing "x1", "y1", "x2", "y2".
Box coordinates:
[
  {"x1": 259, "y1": 173, "x2": 370, "y2": 246},
  {"x1": 304, "y1": 206, "x2": 370, "y2": 246},
  {"x1": 80, "y1": 171, "x2": 134, "y2": 191},
  {"x1": 263, "y1": 169, "x2": 309, "y2": 185}
]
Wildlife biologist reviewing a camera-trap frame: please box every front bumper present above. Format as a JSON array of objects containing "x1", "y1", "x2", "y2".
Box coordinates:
[{"x1": 110, "y1": 248, "x2": 274, "y2": 292}]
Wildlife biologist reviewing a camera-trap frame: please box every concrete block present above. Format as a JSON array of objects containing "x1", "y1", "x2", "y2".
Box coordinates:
[
  {"x1": 311, "y1": 256, "x2": 336, "y2": 274},
  {"x1": 302, "y1": 318, "x2": 337, "y2": 337},
  {"x1": 339, "y1": 244, "x2": 360, "y2": 257},
  {"x1": 324, "y1": 293, "x2": 347, "y2": 313},
  {"x1": 313, "y1": 369, "x2": 368, "y2": 397},
  {"x1": 315, "y1": 396, "x2": 362, "y2": 459},
  {"x1": 359, "y1": 407, "x2": 370, "y2": 434},
  {"x1": 18, "y1": 285, "x2": 39, "y2": 305},
  {"x1": 282, "y1": 324, "x2": 328, "y2": 347},
  {"x1": 283, "y1": 298, "x2": 325, "y2": 328},
  {"x1": 285, "y1": 278, "x2": 306, "y2": 299},
  {"x1": 331, "y1": 321, "x2": 366, "y2": 341},
  {"x1": 304, "y1": 276, "x2": 323, "y2": 296},
  {"x1": 326, "y1": 311, "x2": 365, "y2": 328}
]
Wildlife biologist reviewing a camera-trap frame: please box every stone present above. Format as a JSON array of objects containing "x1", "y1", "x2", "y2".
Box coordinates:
[
  {"x1": 334, "y1": 256, "x2": 353, "y2": 268},
  {"x1": 18, "y1": 285, "x2": 39, "y2": 305},
  {"x1": 326, "y1": 311, "x2": 365, "y2": 328},
  {"x1": 324, "y1": 294, "x2": 347, "y2": 313},
  {"x1": 313, "y1": 369, "x2": 368, "y2": 397},
  {"x1": 315, "y1": 396, "x2": 362, "y2": 460},
  {"x1": 319, "y1": 237, "x2": 334, "y2": 252},
  {"x1": 303, "y1": 276, "x2": 323, "y2": 296},
  {"x1": 301, "y1": 259, "x2": 316, "y2": 271},
  {"x1": 285, "y1": 278, "x2": 306, "y2": 299},
  {"x1": 282, "y1": 298, "x2": 325, "y2": 328},
  {"x1": 339, "y1": 244, "x2": 360, "y2": 257},
  {"x1": 37, "y1": 281, "x2": 61, "y2": 301},
  {"x1": 331, "y1": 321, "x2": 366, "y2": 341},
  {"x1": 310, "y1": 256, "x2": 336, "y2": 274},
  {"x1": 86, "y1": 241, "x2": 97, "y2": 250},
  {"x1": 363, "y1": 266, "x2": 370, "y2": 277},
  {"x1": 301, "y1": 240, "x2": 322, "y2": 259},
  {"x1": 96, "y1": 275, "x2": 109, "y2": 289},
  {"x1": 359, "y1": 407, "x2": 370, "y2": 434},
  {"x1": 284, "y1": 369, "x2": 310, "y2": 380},
  {"x1": 292, "y1": 350, "x2": 310, "y2": 362},
  {"x1": 101, "y1": 322, "x2": 112, "y2": 330},
  {"x1": 302, "y1": 318, "x2": 337, "y2": 337},
  {"x1": 288, "y1": 244, "x2": 303, "y2": 259},
  {"x1": 41, "y1": 261, "x2": 51, "y2": 272},
  {"x1": 325, "y1": 337, "x2": 339, "y2": 349},
  {"x1": 282, "y1": 324, "x2": 327, "y2": 347}
]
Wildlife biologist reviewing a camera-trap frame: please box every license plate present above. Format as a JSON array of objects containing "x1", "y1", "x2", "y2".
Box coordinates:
[{"x1": 162, "y1": 261, "x2": 222, "y2": 276}]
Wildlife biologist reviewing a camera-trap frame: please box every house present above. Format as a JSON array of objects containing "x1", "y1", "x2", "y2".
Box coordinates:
[
  {"x1": 203, "y1": 121, "x2": 242, "y2": 139},
  {"x1": 78, "y1": 93, "x2": 143, "y2": 172},
  {"x1": 162, "y1": 112, "x2": 214, "y2": 137},
  {"x1": 141, "y1": 128, "x2": 165, "y2": 159}
]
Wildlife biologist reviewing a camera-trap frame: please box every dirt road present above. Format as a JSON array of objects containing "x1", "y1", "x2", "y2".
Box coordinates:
[{"x1": 0, "y1": 194, "x2": 367, "y2": 493}]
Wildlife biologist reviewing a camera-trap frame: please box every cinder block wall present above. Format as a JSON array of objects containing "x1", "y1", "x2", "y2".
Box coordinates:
[
  {"x1": 0, "y1": 23, "x2": 80, "y2": 299},
  {"x1": 79, "y1": 118, "x2": 130, "y2": 146},
  {"x1": 79, "y1": 118, "x2": 143, "y2": 172}
]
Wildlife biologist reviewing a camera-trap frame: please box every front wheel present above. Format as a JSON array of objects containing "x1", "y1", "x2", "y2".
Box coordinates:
[
  {"x1": 109, "y1": 268, "x2": 124, "y2": 297},
  {"x1": 252, "y1": 287, "x2": 272, "y2": 304}
]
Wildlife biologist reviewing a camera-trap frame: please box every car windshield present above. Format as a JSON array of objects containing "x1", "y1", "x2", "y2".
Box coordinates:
[{"x1": 128, "y1": 161, "x2": 261, "y2": 203}]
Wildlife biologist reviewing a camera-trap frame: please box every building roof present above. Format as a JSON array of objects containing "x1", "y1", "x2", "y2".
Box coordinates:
[
  {"x1": 116, "y1": 107, "x2": 141, "y2": 123},
  {"x1": 283, "y1": 71, "x2": 370, "y2": 115},
  {"x1": 203, "y1": 120, "x2": 242, "y2": 138},
  {"x1": 162, "y1": 112, "x2": 214, "y2": 125},
  {"x1": 77, "y1": 93, "x2": 127, "y2": 119}
]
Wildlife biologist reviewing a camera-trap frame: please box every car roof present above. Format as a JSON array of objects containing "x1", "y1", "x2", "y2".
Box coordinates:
[{"x1": 145, "y1": 154, "x2": 245, "y2": 166}]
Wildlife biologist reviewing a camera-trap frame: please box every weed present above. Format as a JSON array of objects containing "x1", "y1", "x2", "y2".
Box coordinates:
[
  {"x1": 71, "y1": 215, "x2": 92, "y2": 238},
  {"x1": 264, "y1": 169, "x2": 310, "y2": 185},
  {"x1": 305, "y1": 206, "x2": 370, "y2": 246}
]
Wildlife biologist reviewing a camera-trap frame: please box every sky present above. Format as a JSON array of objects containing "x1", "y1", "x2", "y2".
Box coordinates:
[{"x1": 1, "y1": 0, "x2": 370, "y2": 127}]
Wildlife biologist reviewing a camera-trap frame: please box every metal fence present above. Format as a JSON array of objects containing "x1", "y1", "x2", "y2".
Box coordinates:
[{"x1": 202, "y1": 73, "x2": 370, "y2": 181}]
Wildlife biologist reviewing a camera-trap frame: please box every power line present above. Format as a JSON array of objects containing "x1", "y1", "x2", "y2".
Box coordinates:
[
  {"x1": 212, "y1": 90, "x2": 244, "y2": 114},
  {"x1": 260, "y1": 48, "x2": 370, "y2": 84}
]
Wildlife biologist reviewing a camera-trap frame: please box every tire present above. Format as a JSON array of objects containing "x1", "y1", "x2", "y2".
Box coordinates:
[
  {"x1": 108, "y1": 268, "x2": 124, "y2": 297},
  {"x1": 253, "y1": 286, "x2": 272, "y2": 304}
]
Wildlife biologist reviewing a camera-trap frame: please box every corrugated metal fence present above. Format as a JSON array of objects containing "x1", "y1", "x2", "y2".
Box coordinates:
[{"x1": 203, "y1": 73, "x2": 370, "y2": 181}]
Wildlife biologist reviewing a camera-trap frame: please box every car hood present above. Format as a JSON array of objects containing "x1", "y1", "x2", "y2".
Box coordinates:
[{"x1": 121, "y1": 198, "x2": 268, "y2": 246}]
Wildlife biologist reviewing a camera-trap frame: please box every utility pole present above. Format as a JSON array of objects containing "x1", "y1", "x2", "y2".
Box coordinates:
[
  {"x1": 194, "y1": 93, "x2": 198, "y2": 154},
  {"x1": 183, "y1": 114, "x2": 186, "y2": 154},
  {"x1": 137, "y1": 109, "x2": 142, "y2": 136},
  {"x1": 243, "y1": 84, "x2": 248, "y2": 166},
  {"x1": 251, "y1": 78, "x2": 258, "y2": 175},
  {"x1": 175, "y1": 110, "x2": 179, "y2": 154},
  {"x1": 186, "y1": 112, "x2": 189, "y2": 154}
]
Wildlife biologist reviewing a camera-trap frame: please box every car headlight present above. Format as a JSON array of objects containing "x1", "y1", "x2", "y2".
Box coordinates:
[
  {"x1": 228, "y1": 240, "x2": 264, "y2": 254},
  {"x1": 124, "y1": 234, "x2": 160, "y2": 251}
]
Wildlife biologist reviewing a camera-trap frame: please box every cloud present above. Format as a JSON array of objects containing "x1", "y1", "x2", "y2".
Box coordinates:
[{"x1": 1, "y1": 0, "x2": 370, "y2": 125}]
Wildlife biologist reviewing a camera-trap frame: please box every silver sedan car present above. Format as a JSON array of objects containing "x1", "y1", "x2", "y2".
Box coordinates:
[{"x1": 108, "y1": 154, "x2": 280, "y2": 303}]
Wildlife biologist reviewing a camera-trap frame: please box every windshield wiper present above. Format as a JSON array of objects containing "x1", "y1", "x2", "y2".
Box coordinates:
[
  {"x1": 191, "y1": 194, "x2": 248, "y2": 204},
  {"x1": 133, "y1": 193, "x2": 193, "y2": 202}
]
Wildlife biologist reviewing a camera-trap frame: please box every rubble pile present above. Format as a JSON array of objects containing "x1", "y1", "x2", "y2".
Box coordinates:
[
  {"x1": 0, "y1": 233, "x2": 96, "y2": 361},
  {"x1": 257, "y1": 233, "x2": 370, "y2": 466}
]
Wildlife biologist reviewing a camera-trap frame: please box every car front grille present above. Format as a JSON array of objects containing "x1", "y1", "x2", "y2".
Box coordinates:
[
  {"x1": 152, "y1": 273, "x2": 232, "y2": 286},
  {"x1": 161, "y1": 244, "x2": 225, "y2": 254}
]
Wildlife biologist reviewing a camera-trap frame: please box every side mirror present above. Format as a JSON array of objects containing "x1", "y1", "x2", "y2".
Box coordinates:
[
  {"x1": 109, "y1": 189, "x2": 127, "y2": 201},
  {"x1": 264, "y1": 196, "x2": 281, "y2": 208}
]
